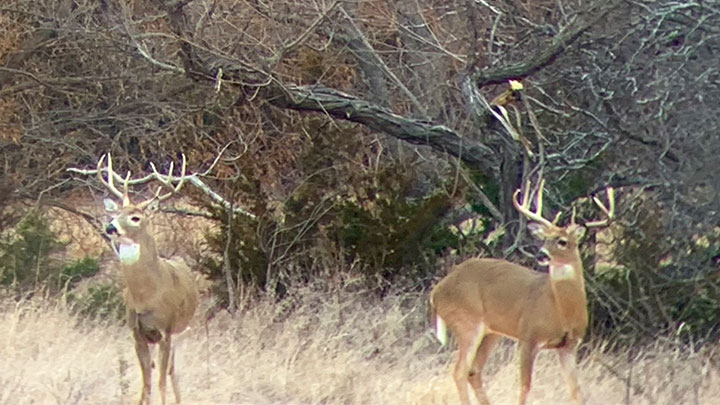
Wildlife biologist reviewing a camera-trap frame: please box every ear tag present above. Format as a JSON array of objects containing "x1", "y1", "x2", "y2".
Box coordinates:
[{"x1": 117, "y1": 243, "x2": 141, "y2": 264}]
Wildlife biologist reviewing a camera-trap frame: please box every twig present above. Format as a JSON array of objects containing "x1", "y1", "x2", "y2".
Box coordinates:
[
  {"x1": 267, "y1": 1, "x2": 341, "y2": 70},
  {"x1": 461, "y1": 171, "x2": 503, "y2": 222},
  {"x1": 470, "y1": 1, "x2": 616, "y2": 86},
  {"x1": 133, "y1": 41, "x2": 185, "y2": 74},
  {"x1": 223, "y1": 200, "x2": 237, "y2": 313},
  {"x1": 339, "y1": 6, "x2": 427, "y2": 116}
]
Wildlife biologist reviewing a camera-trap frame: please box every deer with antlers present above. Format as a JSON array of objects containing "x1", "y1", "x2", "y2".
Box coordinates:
[
  {"x1": 78, "y1": 154, "x2": 199, "y2": 405},
  {"x1": 430, "y1": 178, "x2": 614, "y2": 405}
]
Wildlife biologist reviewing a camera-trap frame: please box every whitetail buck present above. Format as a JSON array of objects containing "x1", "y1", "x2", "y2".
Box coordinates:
[
  {"x1": 430, "y1": 178, "x2": 614, "y2": 405},
  {"x1": 96, "y1": 154, "x2": 198, "y2": 405}
]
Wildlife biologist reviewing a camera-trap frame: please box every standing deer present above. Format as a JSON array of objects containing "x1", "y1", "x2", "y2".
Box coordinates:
[
  {"x1": 430, "y1": 178, "x2": 614, "y2": 405},
  {"x1": 95, "y1": 154, "x2": 198, "y2": 405}
]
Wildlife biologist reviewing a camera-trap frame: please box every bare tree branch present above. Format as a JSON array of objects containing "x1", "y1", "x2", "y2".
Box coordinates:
[
  {"x1": 338, "y1": 5, "x2": 427, "y2": 116},
  {"x1": 263, "y1": 84, "x2": 499, "y2": 176},
  {"x1": 470, "y1": 1, "x2": 617, "y2": 87}
]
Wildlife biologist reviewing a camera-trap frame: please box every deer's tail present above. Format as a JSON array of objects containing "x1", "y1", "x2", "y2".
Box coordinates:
[{"x1": 429, "y1": 294, "x2": 448, "y2": 347}]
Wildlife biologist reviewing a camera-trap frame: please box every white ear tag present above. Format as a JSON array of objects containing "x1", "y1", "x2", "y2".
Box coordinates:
[
  {"x1": 117, "y1": 243, "x2": 141, "y2": 264},
  {"x1": 550, "y1": 264, "x2": 575, "y2": 280}
]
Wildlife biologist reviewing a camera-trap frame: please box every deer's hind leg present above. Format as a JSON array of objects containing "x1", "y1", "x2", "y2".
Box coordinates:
[
  {"x1": 452, "y1": 320, "x2": 487, "y2": 405},
  {"x1": 468, "y1": 333, "x2": 501, "y2": 405}
]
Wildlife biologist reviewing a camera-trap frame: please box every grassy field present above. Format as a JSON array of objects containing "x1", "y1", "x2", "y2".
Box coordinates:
[{"x1": 1, "y1": 283, "x2": 717, "y2": 405}]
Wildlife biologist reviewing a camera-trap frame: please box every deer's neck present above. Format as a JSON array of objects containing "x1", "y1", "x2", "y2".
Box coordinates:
[
  {"x1": 548, "y1": 255, "x2": 588, "y2": 331},
  {"x1": 116, "y1": 234, "x2": 163, "y2": 308}
]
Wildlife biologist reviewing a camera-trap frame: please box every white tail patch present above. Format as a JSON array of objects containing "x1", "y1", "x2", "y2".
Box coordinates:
[{"x1": 435, "y1": 314, "x2": 448, "y2": 347}]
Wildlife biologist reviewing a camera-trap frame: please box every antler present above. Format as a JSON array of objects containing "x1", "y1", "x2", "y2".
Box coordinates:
[
  {"x1": 136, "y1": 153, "x2": 188, "y2": 209},
  {"x1": 97, "y1": 153, "x2": 131, "y2": 206},
  {"x1": 584, "y1": 187, "x2": 615, "y2": 228},
  {"x1": 512, "y1": 178, "x2": 562, "y2": 229}
]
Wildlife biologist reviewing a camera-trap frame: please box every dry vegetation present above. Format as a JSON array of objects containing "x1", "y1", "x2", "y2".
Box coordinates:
[
  {"x1": 1, "y1": 283, "x2": 717, "y2": 405},
  {"x1": 2, "y1": 2, "x2": 720, "y2": 404}
]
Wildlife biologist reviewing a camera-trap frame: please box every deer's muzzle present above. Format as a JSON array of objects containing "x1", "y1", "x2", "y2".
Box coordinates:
[
  {"x1": 105, "y1": 223, "x2": 119, "y2": 236},
  {"x1": 536, "y1": 248, "x2": 551, "y2": 266}
]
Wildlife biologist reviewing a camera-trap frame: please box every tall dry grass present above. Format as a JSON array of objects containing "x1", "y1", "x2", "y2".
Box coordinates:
[{"x1": 1, "y1": 283, "x2": 718, "y2": 405}]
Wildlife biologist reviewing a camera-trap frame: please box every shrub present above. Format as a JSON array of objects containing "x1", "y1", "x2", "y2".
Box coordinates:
[
  {"x1": 0, "y1": 211, "x2": 66, "y2": 293},
  {"x1": 69, "y1": 282, "x2": 125, "y2": 320},
  {"x1": 0, "y1": 211, "x2": 104, "y2": 301},
  {"x1": 587, "y1": 202, "x2": 720, "y2": 344},
  {"x1": 330, "y1": 192, "x2": 457, "y2": 280},
  {"x1": 60, "y1": 257, "x2": 101, "y2": 289}
]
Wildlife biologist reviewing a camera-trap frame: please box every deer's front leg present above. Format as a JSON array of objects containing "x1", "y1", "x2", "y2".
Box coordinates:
[
  {"x1": 557, "y1": 344, "x2": 583, "y2": 404},
  {"x1": 169, "y1": 345, "x2": 182, "y2": 403},
  {"x1": 133, "y1": 328, "x2": 153, "y2": 405},
  {"x1": 518, "y1": 341, "x2": 538, "y2": 405},
  {"x1": 158, "y1": 333, "x2": 173, "y2": 404}
]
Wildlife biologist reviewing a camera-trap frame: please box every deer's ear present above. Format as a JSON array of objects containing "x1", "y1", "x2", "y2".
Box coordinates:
[
  {"x1": 527, "y1": 222, "x2": 547, "y2": 240},
  {"x1": 570, "y1": 225, "x2": 587, "y2": 241},
  {"x1": 146, "y1": 200, "x2": 159, "y2": 213},
  {"x1": 104, "y1": 198, "x2": 119, "y2": 213}
]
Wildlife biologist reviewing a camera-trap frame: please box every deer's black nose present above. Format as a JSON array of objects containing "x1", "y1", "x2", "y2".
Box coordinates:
[
  {"x1": 105, "y1": 223, "x2": 118, "y2": 235},
  {"x1": 535, "y1": 248, "x2": 551, "y2": 266}
]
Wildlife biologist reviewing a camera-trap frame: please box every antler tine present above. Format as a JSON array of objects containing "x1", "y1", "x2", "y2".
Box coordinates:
[
  {"x1": 136, "y1": 154, "x2": 188, "y2": 209},
  {"x1": 97, "y1": 153, "x2": 130, "y2": 205},
  {"x1": 157, "y1": 153, "x2": 187, "y2": 200},
  {"x1": 512, "y1": 178, "x2": 556, "y2": 228},
  {"x1": 585, "y1": 187, "x2": 615, "y2": 228},
  {"x1": 121, "y1": 171, "x2": 131, "y2": 206},
  {"x1": 552, "y1": 210, "x2": 564, "y2": 225}
]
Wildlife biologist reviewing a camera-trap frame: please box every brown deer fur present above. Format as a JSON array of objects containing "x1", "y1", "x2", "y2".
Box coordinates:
[
  {"x1": 430, "y1": 180, "x2": 613, "y2": 405},
  {"x1": 88, "y1": 153, "x2": 198, "y2": 405},
  {"x1": 105, "y1": 197, "x2": 198, "y2": 405}
]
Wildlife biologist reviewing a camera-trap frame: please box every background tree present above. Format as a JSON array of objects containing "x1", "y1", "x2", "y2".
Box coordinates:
[{"x1": 2, "y1": 0, "x2": 720, "y2": 343}]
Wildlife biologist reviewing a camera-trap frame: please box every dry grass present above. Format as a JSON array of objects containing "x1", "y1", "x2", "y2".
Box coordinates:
[{"x1": 1, "y1": 284, "x2": 718, "y2": 405}]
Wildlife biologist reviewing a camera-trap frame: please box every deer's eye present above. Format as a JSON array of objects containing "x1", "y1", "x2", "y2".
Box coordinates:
[
  {"x1": 130, "y1": 216, "x2": 141, "y2": 223},
  {"x1": 557, "y1": 238, "x2": 568, "y2": 247}
]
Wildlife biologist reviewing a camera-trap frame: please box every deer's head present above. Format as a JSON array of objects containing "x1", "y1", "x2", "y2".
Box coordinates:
[
  {"x1": 103, "y1": 197, "x2": 156, "y2": 247},
  {"x1": 97, "y1": 153, "x2": 187, "y2": 264},
  {"x1": 513, "y1": 178, "x2": 614, "y2": 270}
]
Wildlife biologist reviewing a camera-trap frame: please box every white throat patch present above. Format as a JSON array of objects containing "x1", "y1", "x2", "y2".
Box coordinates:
[
  {"x1": 550, "y1": 263, "x2": 576, "y2": 280},
  {"x1": 117, "y1": 242, "x2": 141, "y2": 264}
]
